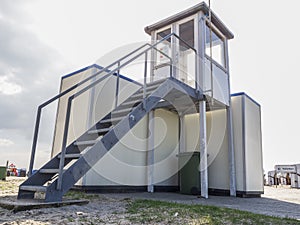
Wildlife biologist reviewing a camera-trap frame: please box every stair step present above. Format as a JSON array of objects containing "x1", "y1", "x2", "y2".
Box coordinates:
[
  {"x1": 58, "y1": 153, "x2": 81, "y2": 159},
  {"x1": 137, "y1": 82, "x2": 162, "y2": 92},
  {"x1": 101, "y1": 116, "x2": 124, "y2": 123},
  {"x1": 20, "y1": 185, "x2": 47, "y2": 192},
  {"x1": 122, "y1": 99, "x2": 141, "y2": 107},
  {"x1": 74, "y1": 140, "x2": 98, "y2": 146},
  {"x1": 88, "y1": 127, "x2": 113, "y2": 134},
  {"x1": 39, "y1": 169, "x2": 60, "y2": 174},
  {"x1": 130, "y1": 82, "x2": 163, "y2": 98},
  {"x1": 146, "y1": 79, "x2": 166, "y2": 86},
  {"x1": 111, "y1": 107, "x2": 132, "y2": 115},
  {"x1": 131, "y1": 92, "x2": 151, "y2": 99}
]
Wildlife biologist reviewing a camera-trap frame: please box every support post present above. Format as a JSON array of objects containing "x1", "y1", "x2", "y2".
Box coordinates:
[
  {"x1": 199, "y1": 100, "x2": 208, "y2": 198},
  {"x1": 227, "y1": 106, "x2": 236, "y2": 196},
  {"x1": 224, "y1": 37, "x2": 236, "y2": 197},
  {"x1": 57, "y1": 97, "x2": 73, "y2": 190},
  {"x1": 179, "y1": 114, "x2": 186, "y2": 153},
  {"x1": 147, "y1": 110, "x2": 155, "y2": 192},
  {"x1": 146, "y1": 32, "x2": 156, "y2": 193},
  {"x1": 28, "y1": 107, "x2": 42, "y2": 177}
]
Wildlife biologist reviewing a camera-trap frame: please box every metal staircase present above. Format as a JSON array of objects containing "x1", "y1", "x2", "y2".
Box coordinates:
[{"x1": 18, "y1": 33, "x2": 202, "y2": 202}]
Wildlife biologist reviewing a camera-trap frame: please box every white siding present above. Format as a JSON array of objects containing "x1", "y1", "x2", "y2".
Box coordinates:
[
  {"x1": 52, "y1": 68, "x2": 95, "y2": 157},
  {"x1": 231, "y1": 95, "x2": 245, "y2": 191},
  {"x1": 84, "y1": 109, "x2": 180, "y2": 186},
  {"x1": 83, "y1": 116, "x2": 148, "y2": 186},
  {"x1": 153, "y1": 109, "x2": 179, "y2": 186},
  {"x1": 87, "y1": 75, "x2": 141, "y2": 127},
  {"x1": 183, "y1": 110, "x2": 230, "y2": 190},
  {"x1": 52, "y1": 67, "x2": 141, "y2": 157},
  {"x1": 206, "y1": 110, "x2": 230, "y2": 190},
  {"x1": 184, "y1": 114, "x2": 200, "y2": 152},
  {"x1": 244, "y1": 96, "x2": 264, "y2": 192},
  {"x1": 231, "y1": 94, "x2": 264, "y2": 193}
]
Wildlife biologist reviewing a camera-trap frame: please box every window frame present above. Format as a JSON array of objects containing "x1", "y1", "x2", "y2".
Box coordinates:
[{"x1": 204, "y1": 22, "x2": 227, "y2": 71}]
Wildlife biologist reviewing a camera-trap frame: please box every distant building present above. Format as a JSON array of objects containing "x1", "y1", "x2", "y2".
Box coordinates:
[{"x1": 267, "y1": 164, "x2": 300, "y2": 188}]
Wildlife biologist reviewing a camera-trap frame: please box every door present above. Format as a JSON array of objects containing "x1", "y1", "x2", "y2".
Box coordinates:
[
  {"x1": 152, "y1": 16, "x2": 197, "y2": 87},
  {"x1": 173, "y1": 17, "x2": 197, "y2": 88},
  {"x1": 153, "y1": 27, "x2": 172, "y2": 82}
]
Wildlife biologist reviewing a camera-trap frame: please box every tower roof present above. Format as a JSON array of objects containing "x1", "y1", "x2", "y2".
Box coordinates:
[{"x1": 144, "y1": 2, "x2": 234, "y2": 39}]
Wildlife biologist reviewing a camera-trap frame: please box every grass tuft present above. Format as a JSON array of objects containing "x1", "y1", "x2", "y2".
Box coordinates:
[{"x1": 126, "y1": 199, "x2": 300, "y2": 225}]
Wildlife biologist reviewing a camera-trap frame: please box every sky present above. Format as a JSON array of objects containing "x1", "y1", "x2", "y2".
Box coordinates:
[{"x1": 0, "y1": 0, "x2": 299, "y2": 173}]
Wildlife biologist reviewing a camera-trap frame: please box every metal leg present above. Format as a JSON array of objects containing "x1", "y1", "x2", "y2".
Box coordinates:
[
  {"x1": 199, "y1": 100, "x2": 208, "y2": 198},
  {"x1": 147, "y1": 110, "x2": 155, "y2": 193},
  {"x1": 227, "y1": 106, "x2": 236, "y2": 196},
  {"x1": 179, "y1": 114, "x2": 185, "y2": 153}
]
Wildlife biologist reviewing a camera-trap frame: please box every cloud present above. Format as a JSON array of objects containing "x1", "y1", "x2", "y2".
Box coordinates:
[
  {"x1": 0, "y1": 0, "x2": 69, "y2": 161},
  {"x1": 0, "y1": 76, "x2": 22, "y2": 95},
  {"x1": 0, "y1": 138, "x2": 14, "y2": 146}
]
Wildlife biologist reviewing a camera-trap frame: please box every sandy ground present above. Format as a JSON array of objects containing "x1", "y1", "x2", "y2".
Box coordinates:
[
  {"x1": 0, "y1": 177, "x2": 131, "y2": 225},
  {"x1": 0, "y1": 177, "x2": 300, "y2": 224}
]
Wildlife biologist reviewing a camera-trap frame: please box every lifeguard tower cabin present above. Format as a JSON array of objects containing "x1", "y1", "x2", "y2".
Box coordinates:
[{"x1": 18, "y1": 2, "x2": 263, "y2": 202}]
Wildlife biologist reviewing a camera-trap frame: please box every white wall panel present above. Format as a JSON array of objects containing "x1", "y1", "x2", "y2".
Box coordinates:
[
  {"x1": 231, "y1": 95, "x2": 244, "y2": 191},
  {"x1": 244, "y1": 97, "x2": 263, "y2": 191},
  {"x1": 153, "y1": 109, "x2": 179, "y2": 186}
]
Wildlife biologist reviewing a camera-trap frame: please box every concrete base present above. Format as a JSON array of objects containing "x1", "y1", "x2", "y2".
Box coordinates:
[{"x1": 0, "y1": 197, "x2": 89, "y2": 212}]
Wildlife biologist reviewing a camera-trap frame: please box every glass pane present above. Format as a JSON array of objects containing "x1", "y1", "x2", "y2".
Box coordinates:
[
  {"x1": 154, "y1": 28, "x2": 172, "y2": 81},
  {"x1": 178, "y1": 20, "x2": 196, "y2": 88},
  {"x1": 205, "y1": 26, "x2": 225, "y2": 68},
  {"x1": 204, "y1": 58, "x2": 229, "y2": 105},
  {"x1": 179, "y1": 20, "x2": 194, "y2": 51},
  {"x1": 157, "y1": 28, "x2": 171, "y2": 41},
  {"x1": 156, "y1": 28, "x2": 171, "y2": 64}
]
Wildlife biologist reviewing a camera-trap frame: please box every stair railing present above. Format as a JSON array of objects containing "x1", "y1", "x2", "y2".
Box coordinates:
[
  {"x1": 28, "y1": 33, "x2": 197, "y2": 191},
  {"x1": 28, "y1": 43, "x2": 170, "y2": 177},
  {"x1": 56, "y1": 33, "x2": 197, "y2": 190}
]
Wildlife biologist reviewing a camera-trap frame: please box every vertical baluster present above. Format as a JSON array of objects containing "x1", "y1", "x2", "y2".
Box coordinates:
[
  {"x1": 115, "y1": 62, "x2": 121, "y2": 109},
  {"x1": 57, "y1": 97, "x2": 73, "y2": 190},
  {"x1": 143, "y1": 52, "x2": 148, "y2": 109}
]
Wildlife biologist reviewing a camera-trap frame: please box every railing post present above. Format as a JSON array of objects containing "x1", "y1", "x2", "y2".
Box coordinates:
[
  {"x1": 169, "y1": 59, "x2": 173, "y2": 78},
  {"x1": 171, "y1": 31, "x2": 177, "y2": 80},
  {"x1": 115, "y1": 62, "x2": 121, "y2": 109},
  {"x1": 57, "y1": 97, "x2": 73, "y2": 190},
  {"x1": 195, "y1": 53, "x2": 200, "y2": 92},
  {"x1": 28, "y1": 107, "x2": 42, "y2": 177},
  {"x1": 143, "y1": 52, "x2": 148, "y2": 109},
  {"x1": 198, "y1": 14, "x2": 206, "y2": 95}
]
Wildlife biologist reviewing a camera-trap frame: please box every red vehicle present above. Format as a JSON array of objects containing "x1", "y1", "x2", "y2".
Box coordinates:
[{"x1": 7, "y1": 163, "x2": 18, "y2": 176}]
